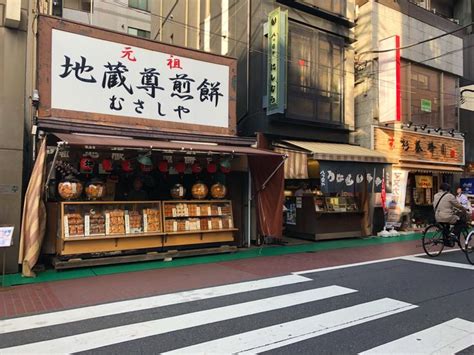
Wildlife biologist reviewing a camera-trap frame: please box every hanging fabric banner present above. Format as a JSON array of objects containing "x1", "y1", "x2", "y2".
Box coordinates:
[{"x1": 385, "y1": 168, "x2": 409, "y2": 226}]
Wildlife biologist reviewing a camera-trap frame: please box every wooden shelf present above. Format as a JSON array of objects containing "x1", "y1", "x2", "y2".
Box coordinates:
[
  {"x1": 163, "y1": 214, "x2": 231, "y2": 219},
  {"x1": 64, "y1": 231, "x2": 165, "y2": 242},
  {"x1": 163, "y1": 228, "x2": 238, "y2": 235}
]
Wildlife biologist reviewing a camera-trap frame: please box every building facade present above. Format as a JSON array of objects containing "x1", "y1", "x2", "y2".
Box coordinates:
[{"x1": 354, "y1": 0, "x2": 467, "y2": 228}]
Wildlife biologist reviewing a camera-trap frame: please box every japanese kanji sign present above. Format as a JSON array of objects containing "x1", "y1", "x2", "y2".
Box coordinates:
[
  {"x1": 373, "y1": 127, "x2": 464, "y2": 166},
  {"x1": 266, "y1": 7, "x2": 288, "y2": 115},
  {"x1": 37, "y1": 17, "x2": 236, "y2": 135}
]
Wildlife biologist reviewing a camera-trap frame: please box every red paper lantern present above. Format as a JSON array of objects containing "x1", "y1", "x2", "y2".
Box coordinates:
[
  {"x1": 102, "y1": 159, "x2": 113, "y2": 172},
  {"x1": 158, "y1": 160, "x2": 169, "y2": 173},
  {"x1": 191, "y1": 162, "x2": 202, "y2": 174},
  {"x1": 80, "y1": 157, "x2": 95, "y2": 173},
  {"x1": 207, "y1": 161, "x2": 217, "y2": 174},
  {"x1": 174, "y1": 161, "x2": 186, "y2": 174},
  {"x1": 121, "y1": 160, "x2": 134, "y2": 173}
]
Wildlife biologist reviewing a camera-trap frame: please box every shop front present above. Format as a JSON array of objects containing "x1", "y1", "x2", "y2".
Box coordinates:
[
  {"x1": 373, "y1": 126, "x2": 465, "y2": 229},
  {"x1": 275, "y1": 141, "x2": 393, "y2": 240},
  {"x1": 18, "y1": 17, "x2": 285, "y2": 275}
]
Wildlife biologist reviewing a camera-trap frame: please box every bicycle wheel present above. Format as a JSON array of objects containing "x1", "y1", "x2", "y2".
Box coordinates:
[
  {"x1": 464, "y1": 230, "x2": 474, "y2": 265},
  {"x1": 458, "y1": 226, "x2": 472, "y2": 251},
  {"x1": 422, "y1": 224, "x2": 445, "y2": 257}
]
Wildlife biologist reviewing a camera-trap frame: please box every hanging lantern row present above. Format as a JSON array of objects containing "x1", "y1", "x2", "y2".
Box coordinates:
[{"x1": 63, "y1": 156, "x2": 232, "y2": 175}]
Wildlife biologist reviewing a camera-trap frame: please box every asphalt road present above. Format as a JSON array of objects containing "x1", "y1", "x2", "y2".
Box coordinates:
[{"x1": 0, "y1": 251, "x2": 473, "y2": 354}]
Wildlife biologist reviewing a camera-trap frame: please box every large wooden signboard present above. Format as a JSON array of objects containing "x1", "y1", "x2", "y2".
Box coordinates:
[
  {"x1": 373, "y1": 126, "x2": 464, "y2": 166},
  {"x1": 37, "y1": 16, "x2": 237, "y2": 136}
]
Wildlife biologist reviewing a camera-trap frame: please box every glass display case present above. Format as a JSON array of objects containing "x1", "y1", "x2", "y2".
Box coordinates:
[
  {"x1": 162, "y1": 200, "x2": 235, "y2": 233},
  {"x1": 57, "y1": 200, "x2": 236, "y2": 256}
]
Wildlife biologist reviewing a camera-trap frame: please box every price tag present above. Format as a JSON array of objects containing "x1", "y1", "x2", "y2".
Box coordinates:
[
  {"x1": 218, "y1": 207, "x2": 222, "y2": 215},
  {"x1": 173, "y1": 221, "x2": 178, "y2": 232},
  {"x1": 64, "y1": 217, "x2": 70, "y2": 238},
  {"x1": 196, "y1": 206, "x2": 201, "y2": 216},
  {"x1": 218, "y1": 219, "x2": 223, "y2": 229},
  {"x1": 105, "y1": 213, "x2": 111, "y2": 235},
  {"x1": 143, "y1": 211, "x2": 148, "y2": 233},
  {"x1": 172, "y1": 208, "x2": 177, "y2": 217},
  {"x1": 84, "y1": 215, "x2": 90, "y2": 237},
  {"x1": 229, "y1": 218, "x2": 233, "y2": 228},
  {"x1": 125, "y1": 211, "x2": 131, "y2": 234},
  {"x1": 207, "y1": 206, "x2": 212, "y2": 216},
  {"x1": 208, "y1": 220, "x2": 212, "y2": 230}
]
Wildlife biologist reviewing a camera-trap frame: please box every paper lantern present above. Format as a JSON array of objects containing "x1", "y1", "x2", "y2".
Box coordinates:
[
  {"x1": 121, "y1": 160, "x2": 134, "y2": 173},
  {"x1": 101, "y1": 159, "x2": 113, "y2": 172},
  {"x1": 175, "y1": 161, "x2": 186, "y2": 174},
  {"x1": 191, "y1": 162, "x2": 202, "y2": 174},
  {"x1": 207, "y1": 161, "x2": 217, "y2": 174},
  {"x1": 219, "y1": 159, "x2": 231, "y2": 174},
  {"x1": 158, "y1": 160, "x2": 169, "y2": 173},
  {"x1": 80, "y1": 157, "x2": 95, "y2": 173}
]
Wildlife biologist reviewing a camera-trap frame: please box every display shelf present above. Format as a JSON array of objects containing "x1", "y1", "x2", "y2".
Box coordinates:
[
  {"x1": 164, "y1": 228, "x2": 238, "y2": 236},
  {"x1": 64, "y1": 231, "x2": 166, "y2": 242}
]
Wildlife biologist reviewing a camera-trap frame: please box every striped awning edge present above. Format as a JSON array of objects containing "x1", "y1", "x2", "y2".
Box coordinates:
[{"x1": 274, "y1": 148, "x2": 309, "y2": 179}]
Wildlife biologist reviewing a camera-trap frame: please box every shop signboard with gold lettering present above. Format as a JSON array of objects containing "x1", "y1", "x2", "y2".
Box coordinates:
[
  {"x1": 373, "y1": 126, "x2": 464, "y2": 166},
  {"x1": 266, "y1": 7, "x2": 288, "y2": 115},
  {"x1": 415, "y1": 175, "x2": 433, "y2": 188}
]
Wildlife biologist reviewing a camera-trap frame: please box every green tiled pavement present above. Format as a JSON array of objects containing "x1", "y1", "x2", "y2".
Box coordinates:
[{"x1": 2, "y1": 233, "x2": 422, "y2": 287}]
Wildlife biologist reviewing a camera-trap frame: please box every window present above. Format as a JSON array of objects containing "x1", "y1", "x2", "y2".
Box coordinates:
[
  {"x1": 401, "y1": 61, "x2": 459, "y2": 130},
  {"x1": 128, "y1": 0, "x2": 149, "y2": 12},
  {"x1": 64, "y1": 0, "x2": 91, "y2": 12},
  {"x1": 128, "y1": 27, "x2": 151, "y2": 39},
  {"x1": 298, "y1": 0, "x2": 347, "y2": 17},
  {"x1": 286, "y1": 22, "x2": 344, "y2": 124}
]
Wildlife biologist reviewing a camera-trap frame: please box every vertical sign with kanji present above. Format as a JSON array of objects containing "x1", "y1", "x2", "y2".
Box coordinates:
[{"x1": 266, "y1": 7, "x2": 288, "y2": 115}]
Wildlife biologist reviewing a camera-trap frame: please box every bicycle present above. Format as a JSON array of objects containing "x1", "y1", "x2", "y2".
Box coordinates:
[
  {"x1": 422, "y1": 222, "x2": 471, "y2": 258},
  {"x1": 464, "y1": 228, "x2": 474, "y2": 265}
]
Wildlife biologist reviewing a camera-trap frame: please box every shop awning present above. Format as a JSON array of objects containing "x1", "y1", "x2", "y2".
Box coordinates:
[
  {"x1": 395, "y1": 163, "x2": 464, "y2": 173},
  {"x1": 274, "y1": 148, "x2": 308, "y2": 179},
  {"x1": 53, "y1": 133, "x2": 282, "y2": 157},
  {"x1": 281, "y1": 140, "x2": 393, "y2": 163}
]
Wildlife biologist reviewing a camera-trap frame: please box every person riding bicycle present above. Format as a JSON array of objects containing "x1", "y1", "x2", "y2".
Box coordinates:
[{"x1": 433, "y1": 183, "x2": 468, "y2": 246}]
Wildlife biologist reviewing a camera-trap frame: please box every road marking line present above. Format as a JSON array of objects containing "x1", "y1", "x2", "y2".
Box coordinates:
[
  {"x1": 164, "y1": 298, "x2": 417, "y2": 354},
  {"x1": 360, "y1": 318, "x2": 474, "y2": 354},
  {"x1": 0, "y1": 274, "x2": 311, "y2": 335},
  {"x1": 293, "y1": 249, "x2": 462, "y2": 275},
  {"x1": 400, "y1": 256, "x2": 474, "y2": 270},
  {"x1": 0, "y1": 286, "x2": 357, "y2": 353}
]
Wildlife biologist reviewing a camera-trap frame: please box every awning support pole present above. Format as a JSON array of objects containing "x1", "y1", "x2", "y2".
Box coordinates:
[
  {"x1": 259, "y1": 155, "x2": 287, "y2": 192},
  {"x1": 247, "y1": 170, "x2": 252, "y2": 247},
  {"x1": 44, "y1": 141, "x2": 64, "y2": 195}
]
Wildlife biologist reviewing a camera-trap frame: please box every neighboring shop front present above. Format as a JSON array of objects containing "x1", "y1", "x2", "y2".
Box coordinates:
[
  {"x1": 373, "y1": 126, "x2": 465, "y2": 229},
  {"x1": 18, "y1": 16, "x2": 284, "y2": 275},
  {"x1": 275, "y1": 141, "x2": 393, "y2": 240}
]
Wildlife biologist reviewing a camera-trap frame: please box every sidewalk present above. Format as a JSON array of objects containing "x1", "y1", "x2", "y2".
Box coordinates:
[{"x1": 0, "y1": 233, "x2": 424, "y2": 319}]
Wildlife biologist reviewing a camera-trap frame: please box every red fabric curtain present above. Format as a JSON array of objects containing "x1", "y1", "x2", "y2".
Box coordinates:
[{"x1": 248, "y1": 155, "x2": 285, "y2": 239}]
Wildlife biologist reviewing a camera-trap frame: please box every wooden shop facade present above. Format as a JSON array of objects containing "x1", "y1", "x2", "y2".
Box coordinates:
[{"x1": 19, "y1": 16, "x2": 284, "y2": 274}]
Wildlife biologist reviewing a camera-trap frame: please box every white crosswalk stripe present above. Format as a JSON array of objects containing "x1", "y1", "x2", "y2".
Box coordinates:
[
  {"x1": 0, "y1": 274, "x2": 311, "y2": 335},
  {"x1": 164, "y1": 298, "x2": 417, "y2": 354},
  {"x1": 360, "y1": 318, "x2": 474, "y2": 355},
  {"x1": 0, "y1": 286, "x2": 356, "y2": 354}
]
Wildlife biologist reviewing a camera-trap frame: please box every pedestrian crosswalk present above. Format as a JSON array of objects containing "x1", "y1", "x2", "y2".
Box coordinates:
[{"x1": 0, "y1": 274, "x2": 472, "y2": 354}]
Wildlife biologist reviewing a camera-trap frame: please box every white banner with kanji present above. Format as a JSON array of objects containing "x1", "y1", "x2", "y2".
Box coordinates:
[{"x1": 51, "y1": 29, "x2": 229, "y2": 128}]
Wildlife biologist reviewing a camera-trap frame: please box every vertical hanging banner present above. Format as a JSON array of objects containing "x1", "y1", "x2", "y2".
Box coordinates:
[
  {"x1": 386, "y1": 168, "x2": 408, "y2": 226},
  {"x1": 266, "y1": 7, "x2": 288, "y2": 115},
  {"x1": 378, "y1": 35, "x2": 400, "y2": 123}
]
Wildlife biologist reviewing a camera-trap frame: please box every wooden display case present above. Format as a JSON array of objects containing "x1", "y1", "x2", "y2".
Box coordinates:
[
  {"x1": 162, "y1": 200, "x2": 236, "y2": 247},
  {"x1": 285, "y1": 196, "x2": 363, "y2": 240},
  {"x1": 57, "y1": 200, "x2": 236, "y2": 256}
]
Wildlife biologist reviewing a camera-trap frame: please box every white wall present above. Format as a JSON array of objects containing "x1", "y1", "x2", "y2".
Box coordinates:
[
  {"x1": 62, "y1": 0, "x2": 151, "y2": 35},
  {"x1": 356, "y1": 1, "x2": 463, "y2": 76}
]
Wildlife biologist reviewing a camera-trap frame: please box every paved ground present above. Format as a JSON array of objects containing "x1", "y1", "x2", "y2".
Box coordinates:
[{"x1": 0, "y1": 240, "x2": 473, "y2": 354}]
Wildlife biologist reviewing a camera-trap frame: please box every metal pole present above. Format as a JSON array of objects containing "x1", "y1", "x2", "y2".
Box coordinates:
[
  {"x1": 1, "y1": 250, "x2": 6, "y2": 288},
  {"x1": 247, "y1": 170, "x2": 252, "y2": 247}
]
